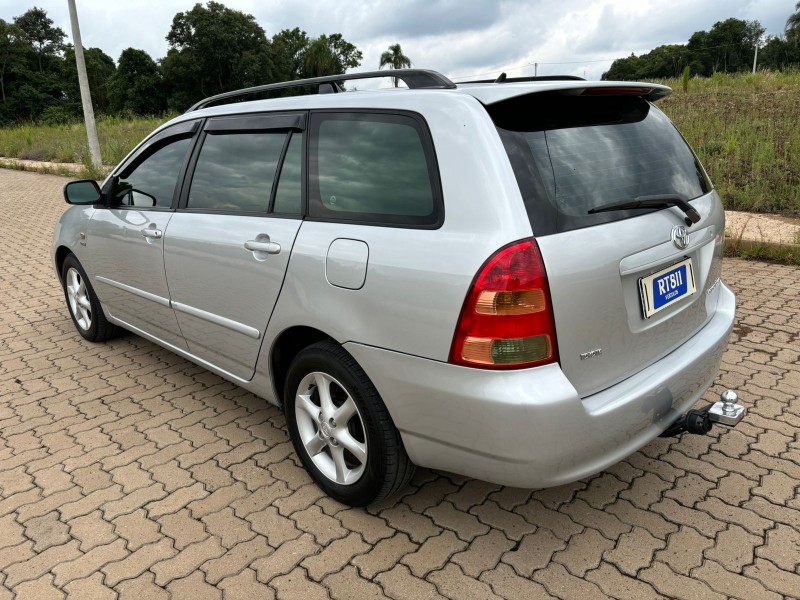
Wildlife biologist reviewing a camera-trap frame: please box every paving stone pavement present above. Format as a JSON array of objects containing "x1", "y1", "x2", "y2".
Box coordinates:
[{"x1": 1, "y1": 168, "x2": 799, "y2": 599}]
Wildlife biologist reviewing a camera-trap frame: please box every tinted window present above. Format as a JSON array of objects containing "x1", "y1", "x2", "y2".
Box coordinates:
[
  {"x1": 188, "y1": 132, "x2": 286, "y2": 213},
  {"x1": 309, "y1": 113, "x2": 439, "y2": 226},
  {"x1": 491, "y1": 95, "x2": 711, "y2": 235},
  {"x1": 272, "y1": 132, "x2": 302, "y2": 214},
  {"x1": 115, "y1": 138, "x2": 191, "y2": 208}
]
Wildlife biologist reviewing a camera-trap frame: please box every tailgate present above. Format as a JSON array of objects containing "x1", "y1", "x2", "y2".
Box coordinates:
[
  {"x1": 486, "y1": 88, "x2": 726, "y2": 396},
  {"x1": 538, "y1": 192, "x2": 724, "y2": 396}
]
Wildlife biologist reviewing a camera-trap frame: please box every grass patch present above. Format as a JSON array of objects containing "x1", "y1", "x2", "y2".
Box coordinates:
[
  {"x1": 724, "y1": 223, "x2": 800, "y2": 265},
  {"x1": 0, "y1": 114, "x2": 174, "y2": 167},
  {"x1": 0, "y1": 71, "x2": 798, "y2": 215},
  {"x1": 725, "y1": 238, "x2": 800, "y2": 264},
  {"x1": 657, "y1": 70, "x2": 800, "y2": 215}
]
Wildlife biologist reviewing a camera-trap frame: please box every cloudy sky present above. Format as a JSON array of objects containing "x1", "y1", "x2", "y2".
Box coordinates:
[{"x1": 0, "y1": 0, "x2": 795, "y2": 80}]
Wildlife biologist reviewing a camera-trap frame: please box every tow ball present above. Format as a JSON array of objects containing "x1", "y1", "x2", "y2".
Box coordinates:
[{"x1": 660, "y1": 390, "x2": 746, "y2": 437}]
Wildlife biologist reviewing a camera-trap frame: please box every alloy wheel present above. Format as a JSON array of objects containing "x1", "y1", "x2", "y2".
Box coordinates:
[
  {"x1": 66, "y1": 267, "x2": 92, "y2": 331},
  {"x1": 294, "y1": 371, "x2": 368, "y2": 485}
]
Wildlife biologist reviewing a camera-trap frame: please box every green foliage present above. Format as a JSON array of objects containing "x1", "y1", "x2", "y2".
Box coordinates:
[
  {"x1": 106, "y1": 48, "x2": 166, "y2": 115},
  {"x1": 760, "y1": 34, "x2": 800, "y2": 70},
  {"x1": 603, "y1": 17, "x2": 794, "y2": 80},
  {"x1": 657, "y1": 71, "x2": 800, "y2": 215},
  {"x1": 0, "y1": 3, "x2": 367, "y2": 120},
  {"x1": 681, "y1": 66, "x2": 691, "y2": 92},
  {"x1": 302, "y1": 33, "x2": 362, "y2": 78},
  {"x1": 0, "y1": 114, "x2": 173, "y2": 164},
  {"x1": 161, "y1": 1, "x2": 273, "y2": 109},
  {"x1": 61, "y1": 46, "x2": 116, "y2": 115},
  {"x1": 787, "y1": 2, "x2": 800, "y2": 41},
  {"x1": 269, "y1": 28, "x2": 309, "y2": 82},
  {"x1": 379, "y1": 43, "x2": 412, "y2": 87},
  {"x1": 14, "y1": 6, "x2": 64, "y2": 72},
  {"x1": 0, "y1": 19, "x2": 26, "y2": 104}
]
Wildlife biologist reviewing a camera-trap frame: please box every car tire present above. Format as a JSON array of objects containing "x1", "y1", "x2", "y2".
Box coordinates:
[
  {"x1": 61, "y1": 254, "x2": 120, "y2": 343},
  {"x1": 284, "y1": 341, "x2": 415, "y2": 506}
]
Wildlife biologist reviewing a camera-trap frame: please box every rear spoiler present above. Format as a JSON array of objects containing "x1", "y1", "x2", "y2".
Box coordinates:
[
  {"x1": 463, "y1": 81, "x2": 672, "y2": 105},
  {"x1": 571, "y1": 85, "x2": 671, "y2": 102}
]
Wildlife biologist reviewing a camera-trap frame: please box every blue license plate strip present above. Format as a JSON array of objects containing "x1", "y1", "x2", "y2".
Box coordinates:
[{"x1": 639, "y1": 258, "x2": 696, "y2": 318}]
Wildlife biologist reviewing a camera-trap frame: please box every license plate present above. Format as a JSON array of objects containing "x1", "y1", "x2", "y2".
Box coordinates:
[{"x1": 639, "y1": 258, "x2": 696, "y2": 318}]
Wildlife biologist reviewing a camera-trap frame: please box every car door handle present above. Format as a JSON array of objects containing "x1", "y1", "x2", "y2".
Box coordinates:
[
  {"x1": 244, "y1": 239, "x2": 281, "y2": 254},
  {"x1": 141, "y1": 228, "x2": 162, "y2": 239}
]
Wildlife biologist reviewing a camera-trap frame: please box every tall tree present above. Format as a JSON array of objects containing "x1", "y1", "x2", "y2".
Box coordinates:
[
  {"x1": 379, "y1": 43, "x2": 411, "y2": 87},
  {"x1": 302, "y1": 33, "x2": 362, "y2": 78},
  {"x1": 161, "y1": 1, "x2": 273, "y2": 109},
  {"x1": 696, "y1": 18, "x2": 764, "y2": 73},
  {"x1": 787, "y1": 2, "x2": 800, "y2": 42},
  {"x1": 14, "y1": 7, "x2": 65, "y2": 72},
  {"x1": 61, "y1": 46, "x2": 115, "y2": 114},
  {"x1": 759, "y1": 34, "x2": 800, "y2": 70},
  {"x1": 270, "y1": 27, "x2": 309, "y2": 82},
  {"x1": 107, "y1": 48, "x2": 165, "y2": 115},
  {"x1": 0, "y1": 19, "x2": 24, "y2": 102}
]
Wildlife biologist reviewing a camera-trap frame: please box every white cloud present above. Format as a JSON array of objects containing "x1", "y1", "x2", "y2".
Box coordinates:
[{"x1": 0, "y1": 0, "x2": 793, "y2": 81}]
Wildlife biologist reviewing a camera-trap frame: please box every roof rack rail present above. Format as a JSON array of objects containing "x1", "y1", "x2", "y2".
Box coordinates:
[
  {"x1": 186, "y1": 69, "x2": 457, "y2": 112},
  {"x1": 456, "y1": 75, "x2": 586, "y2": 84}
]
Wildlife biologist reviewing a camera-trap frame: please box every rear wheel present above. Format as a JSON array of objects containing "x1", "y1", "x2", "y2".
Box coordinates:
[
  {"x1": 284, "y1": 341, "x2": 414, "y2": 506},
  {"x1": 61, "y1": 254, "x2": 120, "y2": 342}
]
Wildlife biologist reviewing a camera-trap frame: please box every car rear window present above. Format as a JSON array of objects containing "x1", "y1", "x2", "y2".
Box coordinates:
[{"x1": 489, "y1": 94, "x2": 712, "y2": 235}]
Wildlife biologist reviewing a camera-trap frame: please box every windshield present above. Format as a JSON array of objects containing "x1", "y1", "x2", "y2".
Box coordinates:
[{"x1": 490, "y1": 94, "x2": 712, "y2": 235}]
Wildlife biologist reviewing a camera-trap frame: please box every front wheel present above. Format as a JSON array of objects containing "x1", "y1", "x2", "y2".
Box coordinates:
[
  {"x1": 61, "y1": 254, "x2": 120, "y2": 342},
  {"x1": 284, "y1": 341, "x2": 414, "y2": 506}
]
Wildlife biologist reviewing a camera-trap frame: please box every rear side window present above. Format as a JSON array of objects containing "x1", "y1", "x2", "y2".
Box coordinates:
[
  {"x1": 308, "y1": 112, "x2": 441, "y2": 227},
  {"x1": 490, "y1": 94, "x2": 712, "y2": 235},
  {"x1": 187, "y1": 132, "x2": 285, "y2": 213}
]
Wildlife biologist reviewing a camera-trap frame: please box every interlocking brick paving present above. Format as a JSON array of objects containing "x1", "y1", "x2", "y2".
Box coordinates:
[{"x1": 1, "y1": 168, "x2": 799, "y2": 599}]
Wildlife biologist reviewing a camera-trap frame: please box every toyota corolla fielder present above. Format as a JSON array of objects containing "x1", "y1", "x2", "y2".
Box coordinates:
[{"x1": 53, "y1": 69, "x2": 745, "y2": 506}]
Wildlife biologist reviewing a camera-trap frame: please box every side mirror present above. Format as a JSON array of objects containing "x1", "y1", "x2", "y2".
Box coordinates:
[{"x1": 64, "y1": 180, "x2": 102, "y2": 205}]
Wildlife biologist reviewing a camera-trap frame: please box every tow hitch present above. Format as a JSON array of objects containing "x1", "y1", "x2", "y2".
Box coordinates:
[{"x1": 660, "y1": 390, "x2": 746, "y2": 437}]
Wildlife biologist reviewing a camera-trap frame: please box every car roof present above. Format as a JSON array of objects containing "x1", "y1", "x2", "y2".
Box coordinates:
[{"x1": 161, "y1": 71, "x2": 671, "y2": 131}]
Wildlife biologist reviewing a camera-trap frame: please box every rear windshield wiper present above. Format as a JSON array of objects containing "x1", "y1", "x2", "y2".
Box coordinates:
[{"x1": 588, "y1": 195, "x2": 700, "y2": 226}]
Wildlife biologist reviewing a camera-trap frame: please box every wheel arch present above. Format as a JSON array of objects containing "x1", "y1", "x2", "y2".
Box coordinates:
[
  {"x1": 270, "y1": 326, "x2": 337, "y2": 405},
  {"x1": 55, "y1": 245, "x2": 73, "y2": 281}
]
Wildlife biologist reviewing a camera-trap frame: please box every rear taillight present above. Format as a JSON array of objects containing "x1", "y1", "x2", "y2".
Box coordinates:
[{"x1": 450, "y1": 238, "x2": 558, "y2": 369}]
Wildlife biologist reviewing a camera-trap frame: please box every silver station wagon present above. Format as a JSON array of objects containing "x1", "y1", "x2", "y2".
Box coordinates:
[{"x1": 53, "y1": 69, "x2": 745, "y2": 506}]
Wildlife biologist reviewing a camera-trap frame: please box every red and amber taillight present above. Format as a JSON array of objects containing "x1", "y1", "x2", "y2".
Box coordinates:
[{"x1": 449, "y1": 238, "x2": 558, "y2": 369}]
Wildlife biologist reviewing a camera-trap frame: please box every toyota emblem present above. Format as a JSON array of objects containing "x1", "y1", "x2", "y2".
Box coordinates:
[{"x1": 671, "y1": 225, "x2": 690, "y2": 250}]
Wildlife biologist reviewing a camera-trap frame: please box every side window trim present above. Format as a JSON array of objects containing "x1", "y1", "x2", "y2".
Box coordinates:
[
  {"x1": 268, "y1": 131, "x2": 294, "y2": 213},
  {"x1": 203, "y1": 112, "x2": 306, "y2": 133},
  {"x1": 105, "y1": 120, "x2": 202, "y2": 212},
  {"x1": 306, "y1": 109, "x2": 444, "y2": 229},
  {"x1": 177, "y1": 111, "x2": 308, "y2": 217},
  {"x1": 116, "y1": 119, "x2": 201, "y2": 180}
]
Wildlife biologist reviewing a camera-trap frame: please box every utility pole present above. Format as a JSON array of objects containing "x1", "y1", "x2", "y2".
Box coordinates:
[
  {"x1": 534, "y1": 62, "x2": 538, "y2": 76},
  {"x1": 67, "y1": 0, "x2": 101, "y2": 169},
  {"x1": 752, "y1": 42, "x2": 759, "y2": 73}
]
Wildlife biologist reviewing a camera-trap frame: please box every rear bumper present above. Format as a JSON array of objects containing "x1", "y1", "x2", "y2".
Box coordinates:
[{"x1": 344, "y1": 282, "x2": 735, "y2": 488}]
